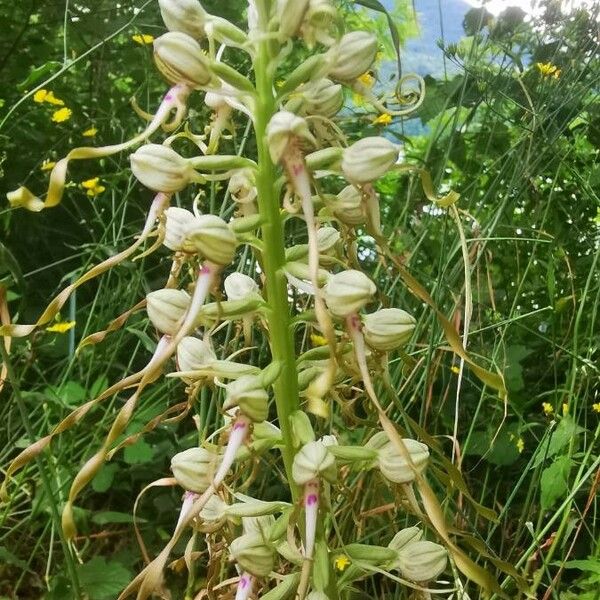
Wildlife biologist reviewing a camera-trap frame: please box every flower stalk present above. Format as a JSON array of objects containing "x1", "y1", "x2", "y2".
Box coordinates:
[{"x1": 0, "y1": 0, "x2": 508, "y2": 598}]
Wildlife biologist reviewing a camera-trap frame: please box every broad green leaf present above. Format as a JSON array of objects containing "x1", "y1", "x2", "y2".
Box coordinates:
[
  {"x1": 562, "y1": 559, "x2": 600, "y2": 574},
  {"x1": 540, "y1": 455, "x2": 571, "y2": 510},
  {"x1": 90, "y1": 375, "x2": 109, "y2": 397},
  {"x1": 16, "y1": 61, "x2": 62, "y2": 91},
  {"x1": 532, "y1": 417, "x2": 583, "y2": 468},
  {"x1": 91, "y1": 463, "x2": 119, "y2": 493},
  {"x1": 123, "y1": 439, "x2": 153, "y2": 464},
  {"x1": 77, "y1": 556, "x2": 132, "y2": 600}
]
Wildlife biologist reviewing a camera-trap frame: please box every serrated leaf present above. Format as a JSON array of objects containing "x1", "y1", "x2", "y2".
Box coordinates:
[
  {"x1": 77, "y1": 557, "x2": 132, "y2": 600},
  {"x1": 540, "y1": 455, "x2": 571, "y2": 510},
  {"x1": 123, "y1": 439, "x2": 153, "y2": 464}
]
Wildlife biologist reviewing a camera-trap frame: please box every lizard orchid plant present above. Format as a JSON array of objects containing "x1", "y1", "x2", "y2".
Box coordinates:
[{"x1": 2, "y1": 0, "x2": 510, "y2": 598}]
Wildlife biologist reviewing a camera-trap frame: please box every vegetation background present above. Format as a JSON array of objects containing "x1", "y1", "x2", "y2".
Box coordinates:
[{"x1": 0, "y1": 0, "x2": 598, "y2": 598}]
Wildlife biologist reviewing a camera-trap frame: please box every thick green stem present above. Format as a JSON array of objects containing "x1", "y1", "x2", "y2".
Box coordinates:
[{"x1": 253, "y1": 6, "x2": 300, "y2": 498}]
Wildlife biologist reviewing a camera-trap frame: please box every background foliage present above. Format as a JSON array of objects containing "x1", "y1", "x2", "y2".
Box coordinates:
[{"x1": 1, "y1": 1, "x2": 599, "y2": 598}]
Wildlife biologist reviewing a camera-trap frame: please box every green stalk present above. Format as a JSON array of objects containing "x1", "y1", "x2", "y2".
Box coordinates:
[{"x1": 253, "y1": 1, "x2": 300, "y2": 497}]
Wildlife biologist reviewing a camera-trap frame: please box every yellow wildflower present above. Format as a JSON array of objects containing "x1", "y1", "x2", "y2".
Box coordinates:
[
  {"x1": 542, "y1": 402, "x2": 554, "y2": 416},
  {"x1": 592, "y1": 402, "x2": 600, "y2": 413},
  {"x1": 51, "y1": 107, "x2": 72, "y2": 123},
  {"x1": 372, "y1": 113, "x2": 392, "y2": 126},
  {"x1": 562, "y1": 403, "x2": 569, "y2": 416},
  {"x1": 47, "y1": 321, "x2": 76, "y2": 333},
  {"x1": 450, "y1": 365, "x2": 460, "y2": 375},
  {"x1": 357, "y1": 72, "x2": 374, "y2": 88},
  {"x1": 33, "y1": 89, "x2": 49, "y2": 103},
  {"x1": 87, "y1": 185, "x2": 105, "y2": 197},
  {"x1": 334, "y1": 554, "x2": 350, "y2": 572},
  {"x1": 33, "y1": 89, "x2": 65, "y2": 105},
  {"x1": 310, "y1": 333, "x2": 327, "y2": 347},
  {"x1": 516, "y1": 438, "x2": 524, "y2": 453},
  {"x1": 132, "y1": 33, "x2": 155, "y2": 45},
  {"x1": 44, "y1": 91, "x2": 65, "y2": 106},
  {"x1": 41, "y1": 159, "x2": 56, "y2": 171},
  {"x1": 81, "y1": 177, "x2": 106, "y2": 197},
  {"x1": 81, "y1": 177, "x2": 100, "y2": 189},
  {"x1": 82, "y1": 126, "x2": 98, "y2": 137},
  {"x1": 536, "y1": 62, "x2": 561, "y2": 78}
]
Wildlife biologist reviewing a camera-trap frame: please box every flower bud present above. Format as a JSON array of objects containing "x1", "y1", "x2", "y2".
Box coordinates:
[
  {"x1": 301, "y1": 0, "x2": 338, "y2": 48},
  {"x1": 163, "y1": 207, "x2": 197, "y2": 251},
  {"x1": 328, "y1": 185, "x2": 366, "y2": 225},
  {"x1": 183, "y1": 214, "x2": 237, "y2": 265},
  {"x1": 292, "y1": 440, "x2": 336, "y2": 485},
  {"x1": 277, "y1": 0, "x2": 310, "y2": 39},
  {"x1": 317, "y1": 226, "x2": 340, "y2": 254},
  {"x1": 300, "y1": 78, "x2": 343, "y2": 118},
  {"x1": 177, "y1": 336, "x2": 216, "y2": 371},
  {"x1": 224, "y1": 272, "x2": 260, "y2": 301},
  {"x1": 154, "y1": 31, "x2": 212, "y2": 88},
  {"x1": 229, "y1": 532, "x2": 275, "y2": 577},
  {"x1": 323, "y1": 270, "x2": 376, "y2": 318},
  {"x1": 242, "y1": 515, "x2": 276, "y2": 538},
  {"x1": 327, "y1": 31, "x2": 378, "y2": 83},
  {"x1": 146, "y1": 288, "x2": 190, "y2": 334},
  {"x1": 171, "y1": 447, "x2": 219, "y2": 492},
  {"x1": 388, "y1": 527, "x2": 423, "y2": 552},
  {"x1": 363, "y1": 308, "x2": 416, "y2": 351},
  {"x1": 200, "y1": 494, "x2": 228, "y2": 522},
  {"x1": 228, "y1": 169, "x2": 257, "y2": 204},
  {"x1": 366, "y1": 432, "x2": 429, "y2": 484},
  {"x1": 130, "y1": 144, "x2": 196, "y2": 192},
  {"x1": 158, "y1": 0, "x2": 207, "y2": 39},
  {"x1": 266, "y1": 111, "x2": 316, "y2": 163},
  {"x1": 341, "y1": 137, "x2": 399, "y2": 184},
  {"x1": 223, "y1": 375, "x2": 269, "y2": 422},
  {"x1": 396, "y1": 540, "x2": 448, "y2": 581}
]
